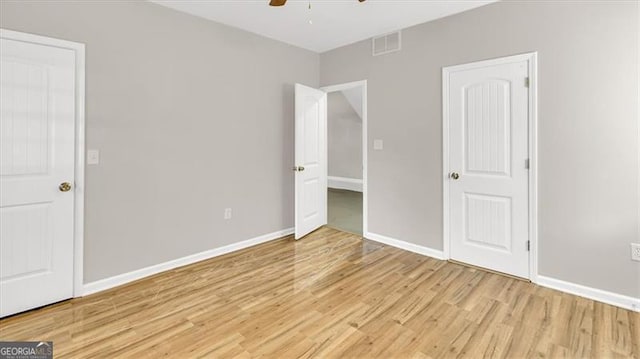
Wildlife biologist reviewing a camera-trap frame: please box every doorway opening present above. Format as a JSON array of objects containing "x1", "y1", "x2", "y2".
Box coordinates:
[{"x1": 322, "y1": 81, "x2": 367, "y2": 236}]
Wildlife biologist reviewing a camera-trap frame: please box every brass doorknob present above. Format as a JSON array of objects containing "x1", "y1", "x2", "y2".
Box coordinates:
[
  {"x1": 292, "y1": 166, "x2": 305, "y2": 172},
  {"x1": 59, "y1": 182, "x2": 72, "y2": 192},
  {"x1": 450, "y1": 172, "x2": 460, "y2": 180}
]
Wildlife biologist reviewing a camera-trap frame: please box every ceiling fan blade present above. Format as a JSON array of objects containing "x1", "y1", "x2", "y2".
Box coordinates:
[{"x1": 358, "y1": 0, "x2": 366, "y2": 2}]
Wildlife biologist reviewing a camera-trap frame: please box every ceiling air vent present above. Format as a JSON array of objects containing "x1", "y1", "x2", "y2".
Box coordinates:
[{"x1": 372, "y1": 31, "x2": 401, "y2": 56}]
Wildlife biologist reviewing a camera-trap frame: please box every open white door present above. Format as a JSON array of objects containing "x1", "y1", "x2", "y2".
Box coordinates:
[
  {"x1": 1, "y1": 32, "x2": 78, "y2": 316},
  {"x1": 294, "y1": 84, "x2": 327, "y2": 239}
]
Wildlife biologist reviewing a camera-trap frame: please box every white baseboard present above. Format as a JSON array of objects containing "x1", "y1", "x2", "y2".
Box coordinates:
[
  {"x1": 364, "y1": 231, "x2": 445, "y2": 260},
  {"x1": 537, "y1": 275, "x2": 639, "y2": 312},
  {"x1": 365, "y1": 232, "x2": 638, "y2": 312},
  {"x1": 82, "y1": 227, "x2": 294, "y2": 296},
  {"x1": 81, "y1": 227, "x2": 638, "y2": 313},
  {"x1": 328, "y1": 176, "x2": 363, "y2": 192}
]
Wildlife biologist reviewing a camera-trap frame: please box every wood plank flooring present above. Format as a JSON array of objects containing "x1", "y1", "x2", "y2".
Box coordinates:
[{"x1": 0, "y1": 227, "x2": 638, "y2": 358}]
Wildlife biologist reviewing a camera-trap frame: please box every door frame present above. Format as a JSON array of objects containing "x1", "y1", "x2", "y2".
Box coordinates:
[
  {"x1": 320, "y1": 80, "x2": 368, "y2": 236},
  {"x1": 442, "y1": 52, "x2": 538, "y2": 282},
  {"x1": 1, "y1": 29, "x2": 86, "y2": 296}
]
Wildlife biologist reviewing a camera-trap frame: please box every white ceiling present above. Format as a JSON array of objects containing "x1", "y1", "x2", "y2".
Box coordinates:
[{"x1": 150, "y1": 0, "x2": 497, "y2": 53}]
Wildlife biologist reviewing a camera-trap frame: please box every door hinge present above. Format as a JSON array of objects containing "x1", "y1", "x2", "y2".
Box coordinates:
[
  {"x1": 525, "y1": 77, "x2": 530, "y2": 88},
  {"x1": 525, "y1": 158, "x2": 530, "y2": 169},
  {"x1": 527, "y1": 240, "x2": 531, "y2": 251}
]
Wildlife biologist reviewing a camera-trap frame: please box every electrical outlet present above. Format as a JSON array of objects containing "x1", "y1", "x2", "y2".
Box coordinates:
[
  {"x1": 631, "y1": 243, "x2": 640, "y2": 262},
  {"x1": 224, "y1": 208, "x2": 232, "y2": 220}
]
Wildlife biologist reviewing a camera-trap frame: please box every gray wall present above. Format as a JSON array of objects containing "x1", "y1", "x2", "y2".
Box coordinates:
[
  {"x1": 321, "y1": 0, "x2": 639, "y2": 298},
  {"x1": 0, "y1": 1, "x2": 319, "y2": 282},
  {"x1": 328, "y1": 91, "x2": 362, "y2": 180}
]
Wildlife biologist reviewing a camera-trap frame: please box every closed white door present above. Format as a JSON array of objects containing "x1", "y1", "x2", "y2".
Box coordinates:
[
  {"x1": 1, "y1": 34, "x2": 76, "y2": 317},
  {"x1": 447, "y1": 58, "x2": 530, "y2": 278},
  {"x1": 294, "y1": 83, "x2": 327, "y2": 239}
]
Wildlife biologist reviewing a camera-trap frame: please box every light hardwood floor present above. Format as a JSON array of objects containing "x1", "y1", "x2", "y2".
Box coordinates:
[{"x1": 0, "y1": 227, "x2": 638, "y2": 358}]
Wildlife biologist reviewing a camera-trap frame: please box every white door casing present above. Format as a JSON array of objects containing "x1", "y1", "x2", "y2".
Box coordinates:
[
  {"x1": 443, "y1": 54, "x2": 536, "y2": 279},
  {"x1": 0, "y1": 30, "x2": 85, "y2": 317},
  {"x1": 294, "y1": 83, "x2": 327, "y2": 239}
]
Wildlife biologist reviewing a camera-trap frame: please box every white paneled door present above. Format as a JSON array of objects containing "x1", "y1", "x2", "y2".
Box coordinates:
[
  {"x1": 294, "y1": 84, "x2": 327, "y2": 239},
  {"x1": 446, "y1": 57, "x2": 531, "y2": 279},
  {"x1": 1, "y1": 33, "x2": 77, "y2": 316}
]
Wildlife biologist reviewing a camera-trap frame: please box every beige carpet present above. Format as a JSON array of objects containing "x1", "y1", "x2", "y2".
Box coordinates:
[{"x1": 328, "y1": 188, "x2": 363, "y2": 235}]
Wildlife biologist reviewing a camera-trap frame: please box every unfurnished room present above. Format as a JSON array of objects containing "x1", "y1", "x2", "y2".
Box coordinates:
[{"x1": 0, "y1": 0, "x2": 638, "y2": 358}]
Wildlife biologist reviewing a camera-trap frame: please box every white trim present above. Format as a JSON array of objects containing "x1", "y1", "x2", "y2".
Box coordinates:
[
  {"x1": 82, "y1": 228, "x2": 294, "y2": 296},
  {"x1": 442, "y1": 66, "x2": 450, "y2": 260},
  {"x1": 638, "y1": 3, "x2": 640, "y2": 249},
  {"x1": 321, "y1": 80, "x2": 368, "y2": 235},
  {"x1": 362, "y1": 231, "x2": 638, "y2": 312},
  {"x1": 0, "y1": 29, "x2": 86, "y2": 298},
  {"x1": 328, "y1": 176, "x2": 363, "y2": 192},
  {"x1": 442, "y1": 52, "x2": 538, "y2": 281},
  {"x1": 527, "y1": 53, "x2": 539, "y2": 283},
  {"x1": 537, "y1": 275, "x2": 640, "y2": 312},
  {"x1": 364, "y1": 232, "x2": 445, "y2": 260}
]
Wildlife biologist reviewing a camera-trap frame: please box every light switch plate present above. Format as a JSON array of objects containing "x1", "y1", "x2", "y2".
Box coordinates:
[
  {"x1": 87, "y1": 149, "x2": 100, "y2": 165},
  {"x1": 373, "y1": 139, "x2": 384, "y2": 150}
]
